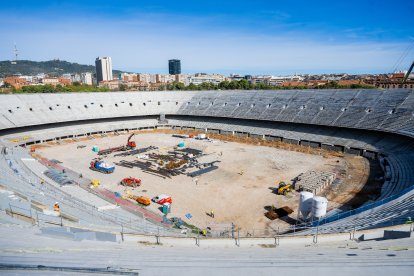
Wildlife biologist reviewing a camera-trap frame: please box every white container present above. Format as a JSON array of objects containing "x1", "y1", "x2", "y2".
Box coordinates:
[
  {"x1": 311, "y1": 196, "x2": 328, "y2": 218},
  {"x1": 299, "y1": 191, "x2": 313, "y2": 219},
  {"x1": 197, "y1": 133, "x2": 206, "y2": 139}
]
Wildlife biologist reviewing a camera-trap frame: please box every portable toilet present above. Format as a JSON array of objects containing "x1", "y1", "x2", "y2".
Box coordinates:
[
  {"x1": 178, "y1": 142, "x2": 185, "y2": 148},
  {"x1": 162, "y1": 203, "x2": 171, "y2": 215},
  {"x1": 92, "y1": 146, "x2": 99, "y2": 152}
]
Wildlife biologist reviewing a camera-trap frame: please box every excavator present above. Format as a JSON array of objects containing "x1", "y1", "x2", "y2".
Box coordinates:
[
  {"x1": 98, "y1": 134, "x2": 136, "y2": 155},
  {"x1": 277, "y1": 181, "x2": 293, "y2": 196},
  {"x1": 126, "y1": 133, "x2": 136, "y2": 148}
]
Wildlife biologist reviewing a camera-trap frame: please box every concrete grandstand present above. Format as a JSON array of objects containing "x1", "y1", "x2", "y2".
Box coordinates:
[{"x1": 1, "y1": 89, "x2": 414, "y2": 275}]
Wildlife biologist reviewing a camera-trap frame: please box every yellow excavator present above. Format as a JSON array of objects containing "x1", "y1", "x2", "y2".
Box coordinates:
[{"x1": 277, "y1": 181, "x2": 293, "y2": 196}]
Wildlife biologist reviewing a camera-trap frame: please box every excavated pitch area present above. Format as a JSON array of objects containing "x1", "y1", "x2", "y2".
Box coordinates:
[{"x1": 37, "y1": 132, "x2": 359, "y2": 231}]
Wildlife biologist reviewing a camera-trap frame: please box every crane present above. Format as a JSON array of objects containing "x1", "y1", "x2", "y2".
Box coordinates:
[{"x1": 402, "y1": 60, "x2": 414, "y2": 85}]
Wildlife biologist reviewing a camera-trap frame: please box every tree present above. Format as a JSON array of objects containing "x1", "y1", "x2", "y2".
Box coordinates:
[
  {"x1": 218, "y1": 80, "x2": 230, "y2": 89},
  {"x1": 199, "y1": 82, "x2": 212, "y2": 90},
  {"x1": 119, "y1": 84, "x2": 128, "y2": 91},
  {"x1": 174, "y1": 82, "x2": 186, "y2": 90},
  {"x1": 188, "y1": 83, "x2": 197, "y2": 90},
  {"x1": 238, "y1": 79, "x2": 250, "y2": 90}
]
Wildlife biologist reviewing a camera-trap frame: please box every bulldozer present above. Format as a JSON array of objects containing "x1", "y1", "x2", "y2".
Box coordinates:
[{"x1": 277, "y1": 181, "x2": 293, "y2": 196}]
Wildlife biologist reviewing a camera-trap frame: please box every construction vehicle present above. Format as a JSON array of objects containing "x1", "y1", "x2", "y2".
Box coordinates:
[
  {"x1": 89, "y1": 160, "x2": 115, "y2": 174},
  {"x1": 136, "y1": 196, "x2": 151, "y2": 206},
  {"x1": 277, "y1": 181, "x2": 293, "y2": 196},
  {"x1": 152, "y1": 194, "x2": 172, "y2": 205},
  {"x1": 120, "y1": 177, "x2": 142, "y2": 187},
  {"x1": 97, "y1": 134, "x2": 136, "y2": 155},
  {"x1": 127, "y1": 192, "x2": 151, "y2": 206},
  {"x1": 90, "y1": 179, "x2": 100, "y2": 188},
  {"x1": 126, "y1": 133, "x2": 136, "y2": 148}
]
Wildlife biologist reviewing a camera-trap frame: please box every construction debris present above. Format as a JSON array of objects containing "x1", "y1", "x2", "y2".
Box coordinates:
[
  {"x1": 165, "y1": 160, "x2": 188, "y2": 170},
  {"x1": 265, "y1": 206, "x2": 294, "y2": 220},
  {"x1": 293, "y1": 171, "x2": 336, "y2": 194}
]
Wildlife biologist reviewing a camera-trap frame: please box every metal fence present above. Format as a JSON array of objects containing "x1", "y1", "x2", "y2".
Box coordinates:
[{"x1": 5, "y1": 202, "x2": 413, "y2": 244}]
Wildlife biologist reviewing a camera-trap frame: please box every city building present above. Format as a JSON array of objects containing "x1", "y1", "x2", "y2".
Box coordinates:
[
  {"x1": 95, "y1": 57, "x2": 113, "y2": 83},
  {"x1": 58, "y1": 78, "x2": 71, "y2": 86},
  {"x1": 188, "y1": 73, "x2": 225, "y2": 85},
  {"x1": 41, "y1": 77, "x2": 71, "y2": 86},
  {"x1": 81, "y1": 72, "x2": 93, "y2": 85},
  {"x1": 156, "y1": 74, "x2": 176, "y2": 83},
  {"x1": 3, "y1": 76, "x2": 28, "y2": 89},
  {"x1": 137, "y1": 73, "x2": 157, "y2": 84},
  {"x1": 168, "y1": 59, "x2": 181, "y2": 75},
  {"x1": 42, "y1": 78, "x2": 60, "y2": 86},
  {"x1": 99, "y1": 80, "x2": 121, "y2": 90},
  {"x1": 175, "y1": 74, "x2": 187, "y2": 83},
  {"x1": 122, "y1": 73, "x2": 138, "y2": 82}
]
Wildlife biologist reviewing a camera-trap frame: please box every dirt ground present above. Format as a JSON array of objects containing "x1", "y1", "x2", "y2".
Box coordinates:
[{"x1": 36, "y1": 131, "x2": 368, "y2": 232}]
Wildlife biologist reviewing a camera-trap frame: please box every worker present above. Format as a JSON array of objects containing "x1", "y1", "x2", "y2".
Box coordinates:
[
  {"x1": 239, "y1": 170, "x2": 244, "y2": 175},
  {"x1": 211, "y1": 209, "x2": 215, "y2": 218},
  {"x1": 406, "y1": 217, "x2": 413, "y2": 224},
  {"x1": 202, "y1": 229, "x2": 207, "y2": 236},
  {"x1": 53, "y1": 202, "x2": 60, "y2": 212}
]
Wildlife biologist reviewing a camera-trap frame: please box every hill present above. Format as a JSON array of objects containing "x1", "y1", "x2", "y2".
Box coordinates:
[{"x1": 0, "y1": 60, "x2": 124, "y2": 77}]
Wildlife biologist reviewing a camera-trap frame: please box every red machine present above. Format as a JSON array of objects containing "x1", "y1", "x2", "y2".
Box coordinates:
[
  {"x1": 152, "y1": 194, "x2": 172, "y2": 205},
  {"x1": 98, "y1": 134, "x2": 136, "y2": 155},
  {"x1": 127, "y1": 133, "x2": 136, "y2": 148},
  {"x1": 120, "y1": 177, "x2": 142, "y2": 187}
]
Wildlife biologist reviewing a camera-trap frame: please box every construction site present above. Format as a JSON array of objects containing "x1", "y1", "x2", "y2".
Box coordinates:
[{"x1": 31, "y1": 129, "x2": 373, "y2": 232}]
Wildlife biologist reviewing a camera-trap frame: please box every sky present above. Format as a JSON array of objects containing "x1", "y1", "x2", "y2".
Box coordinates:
[{"x1": 0, "y1": 0, "x2": 413, "y2": 75}]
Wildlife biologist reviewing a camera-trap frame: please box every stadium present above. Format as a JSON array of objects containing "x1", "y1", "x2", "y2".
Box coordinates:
[{"x1": 1, "y1": 89, "x2": 414, "y2": 275}]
